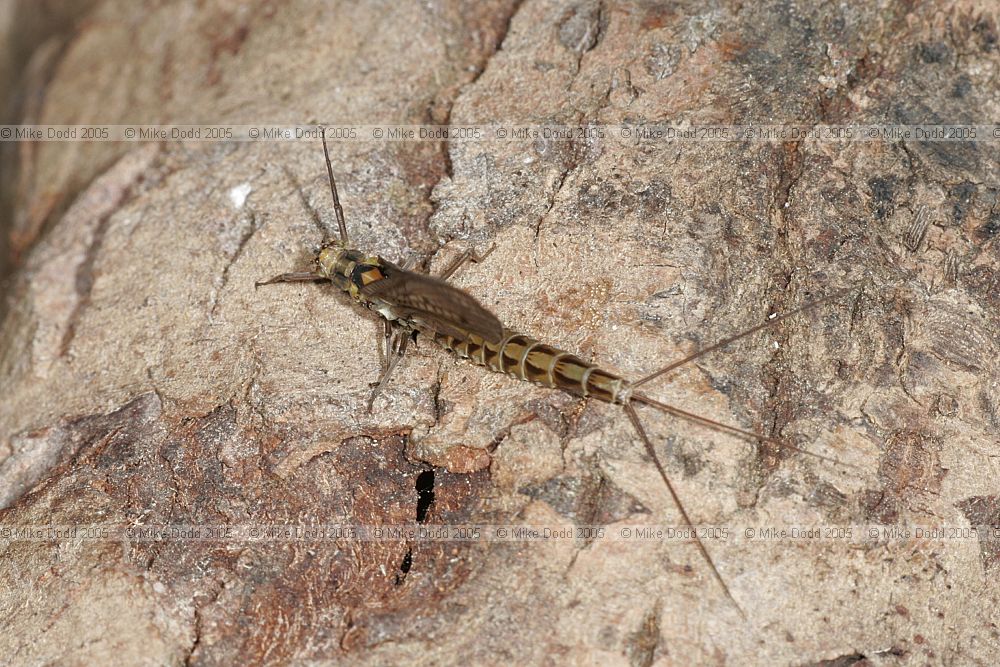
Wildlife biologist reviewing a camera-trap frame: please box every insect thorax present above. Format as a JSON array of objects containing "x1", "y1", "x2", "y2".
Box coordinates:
[
  {"x1": 317, "y1": 245, "x2": 385, "y2": 295},
  {"x1": 315, "y1": 244, "x2": 411, "y2": 327}
]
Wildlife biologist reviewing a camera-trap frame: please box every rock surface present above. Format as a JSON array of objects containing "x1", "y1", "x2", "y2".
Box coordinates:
[{"x1": 1, "y1": 1, "x2": 998, "y2": 665}]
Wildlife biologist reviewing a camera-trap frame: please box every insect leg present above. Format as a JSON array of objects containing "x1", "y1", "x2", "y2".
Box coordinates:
[
  {"x1": 367, "y1": 323, "x2": 411, "y2": 412},
  {"x1": 377, "y1": 318, "x2": 394, "y2": 368},
  {"x1": 623, "y1": 400, "x2": 745, "y2": 618},
  {"x1": 439, "y1": 244, "x2": 497, "y2": 280},
  {"x1": 255, "y1": 272, "x2": 326, "y2": 288}
]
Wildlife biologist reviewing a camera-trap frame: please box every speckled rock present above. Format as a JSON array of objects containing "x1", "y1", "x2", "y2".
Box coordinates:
[{"x1": 1, "y1": 1, "x2": 998, "y2": 665}]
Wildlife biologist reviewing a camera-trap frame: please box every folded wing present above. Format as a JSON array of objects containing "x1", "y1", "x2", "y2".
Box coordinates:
[{"x1": 360, "y1": 263, "x2": 505, "y2": 344}]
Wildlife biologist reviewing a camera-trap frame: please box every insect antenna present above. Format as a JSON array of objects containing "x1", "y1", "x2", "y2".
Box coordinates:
[
  {"x1": 320, "y1": 126, "x2": 349, "y2": 245},
  {"x1": 623, "y1": 401, "x2": 746, "y2": 619}
]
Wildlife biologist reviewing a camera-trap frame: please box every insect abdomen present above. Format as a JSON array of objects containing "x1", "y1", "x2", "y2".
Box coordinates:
[{"x1": 432, "y1": 330, "x2": 630, "y2": 403}]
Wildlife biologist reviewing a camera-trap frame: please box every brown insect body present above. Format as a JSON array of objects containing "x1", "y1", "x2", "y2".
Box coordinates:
[
  {"x1": 315, "y1": 241, "x2": 632, "y2": 403},
  {"x1": 316, "y1": 241, "x2": 506, "y2": 344},
  {"x1": 433, "y1": 330, "x2": 631, "y2": 403},
  {"x1": 257, "y1": 129, "x2": 854, "y2": 617}
]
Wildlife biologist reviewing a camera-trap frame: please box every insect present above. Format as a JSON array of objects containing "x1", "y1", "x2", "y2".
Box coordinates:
[{"x1": 257, "y1": 128, "x2": 854, "y2": 615}]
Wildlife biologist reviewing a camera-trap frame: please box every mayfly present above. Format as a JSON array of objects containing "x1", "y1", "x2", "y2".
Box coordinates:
[{"x1": 257, "y1": 128, "x2": 853, "y2": 614}]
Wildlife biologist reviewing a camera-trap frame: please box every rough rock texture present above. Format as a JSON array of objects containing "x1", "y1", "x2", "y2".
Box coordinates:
[{"x1": 1, "y1": 1, "x2": 998, "y2": 665}]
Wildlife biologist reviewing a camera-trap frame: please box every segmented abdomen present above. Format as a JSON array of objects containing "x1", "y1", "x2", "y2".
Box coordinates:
[{"x1": 430, "y1": 330, "x2": 631, "y2": 404}]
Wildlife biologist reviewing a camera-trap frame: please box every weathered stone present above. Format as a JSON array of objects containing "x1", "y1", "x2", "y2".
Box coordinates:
[{"x1": 1, "y1": 1, "x2": 998, "y2": 664}]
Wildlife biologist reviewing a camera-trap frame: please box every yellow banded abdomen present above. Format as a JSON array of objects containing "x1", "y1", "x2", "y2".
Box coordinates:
[{"x1": 431, "y1": 330, "x2": 630, "y2": 404}]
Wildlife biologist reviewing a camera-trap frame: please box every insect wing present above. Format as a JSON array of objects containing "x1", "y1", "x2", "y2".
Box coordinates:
[{"x1": 360, "y1": 264, "x2": 504, "y2": 344}]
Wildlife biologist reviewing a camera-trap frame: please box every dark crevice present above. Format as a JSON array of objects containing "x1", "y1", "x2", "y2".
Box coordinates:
[
  {"x1": 440, "y1": 145, "x2": 454, "y2": 181},
  {"x1": 423, "y1": 0, "x2": 524, "y2": 246},
  {"x1": 211, "y1": 210, "x2": 260, "y2": 316},
  {"x1": 394, "y1": 549, "x2": 412, "y2": 585},
  {"x1": 415, "y1": 469, "x2": 436, "y2": 523},
  {"x1": 468, "y1": 0, "x2": 524, "y2": 90},
  {"x1": 806, "y1": 652, "x2": 871, "y2": 667},
  {"x1": 430, "y1": 364, "x2": 444, "y2": 426},
  {"x1": 772, "y1": 140, "x2": 804, "y2": 215},
  {"x1": 182, "y1": 578, "x2": 226, "y2": 667},
  {"x1": 758, "y1": 139, "x2": 806, "y2": 459},
  {"x1": 395, "y1": 468, "x2": 436, "y2": 584},
  {"x1": 558, "y1": 0, "x2": 607, "y2": 72},
  {"x1": 57, "y1": 212, "x2": 113, "y2": 357},
  {"x1": 57, "y1": 163, "x2": 147, "y2": 357},
  {"x1": 183, "y1": 606, "x2": 204, "y2": 667}
]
